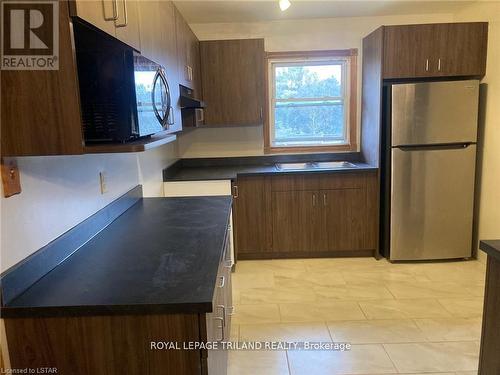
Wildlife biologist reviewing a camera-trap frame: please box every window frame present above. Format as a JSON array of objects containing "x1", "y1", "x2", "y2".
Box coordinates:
[{"x1": 264, "y1": 49, "x2": 358, "y2": 154}]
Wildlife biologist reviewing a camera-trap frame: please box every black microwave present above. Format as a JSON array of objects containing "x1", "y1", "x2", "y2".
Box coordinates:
[{"x1": 73, "y1": 20, "x2": 173, "y2": 143}]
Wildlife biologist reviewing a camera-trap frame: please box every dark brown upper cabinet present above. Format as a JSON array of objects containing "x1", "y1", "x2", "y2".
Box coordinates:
[
  {"x1": 382, "y1": 22, "x2": 488, "y2": 79},
  {"x1": 1, "y1": 0, "x2": 84, "y2": 156},
  {"x1": 175, "y1": 6, "x2": 201, "y2": 96},
  {"x1": 383, "y1": 24, "x2": 435, "y2": 79},
  {"x1": 434, "y1": 22, "x2": 488, "y2": 77},
  {"x1": 200, "y1": 39, "x2": 265, "y2": 126}
]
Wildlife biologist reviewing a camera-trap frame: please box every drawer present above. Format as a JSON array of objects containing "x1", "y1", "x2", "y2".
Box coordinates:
[
  {"x1": 271, "y1": 174, "x2": 319, "y2": 191},
  {"x1": 318, "y1": 173, "x2": 366, "y2": 190}
]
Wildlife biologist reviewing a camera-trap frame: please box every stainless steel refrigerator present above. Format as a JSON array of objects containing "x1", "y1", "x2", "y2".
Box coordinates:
[{"x1": 388, "y1": 80, "x2": 479, "y2": 261}]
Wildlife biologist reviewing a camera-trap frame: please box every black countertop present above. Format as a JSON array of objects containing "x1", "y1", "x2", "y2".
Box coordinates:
[
  {"x1": 480, "y1": 240, "x2": 500, "y2": 261},
  {"x1": 163, "y1": 154, "x2": 378, "y2": 182},
  {"x1": 2, "y1": 197, "x2": 232, "y2": 318}
]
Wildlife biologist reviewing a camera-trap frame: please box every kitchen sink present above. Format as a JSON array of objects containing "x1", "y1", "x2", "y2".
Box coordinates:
[
  {"x1": 275, "y1": 161, "x2": 356, "y2": 171},
  {"x1": 275, "y1": 162, "x2": 313, "y2": 171},
  {"x1": 313, "y1": 161, "x2": 356, "y2": 169}
]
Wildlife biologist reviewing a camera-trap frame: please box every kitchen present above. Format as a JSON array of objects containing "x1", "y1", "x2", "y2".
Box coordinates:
[{"x1": 1, "y1": 0, "x2": 499, "y2": 374}]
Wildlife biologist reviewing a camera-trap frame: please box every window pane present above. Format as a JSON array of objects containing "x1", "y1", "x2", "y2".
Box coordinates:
[
  {"x1": 274, "y1": 101, "x2": 345, "y2": 144},
  {"x1": 275, "y1": 64, "x2": 342, "y2": 99}
]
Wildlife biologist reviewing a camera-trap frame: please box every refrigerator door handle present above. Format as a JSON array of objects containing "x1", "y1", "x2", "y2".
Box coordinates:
[{"x1": 395, "y1": 143, "x2": 474, "y2": 152}]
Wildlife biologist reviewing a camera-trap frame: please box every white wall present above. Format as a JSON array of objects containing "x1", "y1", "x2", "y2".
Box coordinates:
[
  {"x1": 0, "y1": 141, "x2": 177, "y2": 272},
  {"x1": 137, "y1": 137, "x2": 178, "y2": 197},
  {"x1": 178, "y1": 126, "x2": 264, "y2": 157},
  {"x1": 177, "y1": 12, "x2": 455, "y2": 158},
  {"x1": 454, "y1": 2, "x2": 500, "y2": 261}
]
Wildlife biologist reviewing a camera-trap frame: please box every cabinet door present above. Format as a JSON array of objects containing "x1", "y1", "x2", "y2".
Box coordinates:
[
  {"x1": 434, "y1": 22, "x2": 488, "y2": 77},
  {"x1": 322, "y1": 189, "x2": 368, "y2": 251},
  {"x1": 383, "y1": 24, "x2": 435, "y2": 79},
  {"x1": 71, "y1": 0, "x2": 117, "y2": 37},
  {"x1": 174, "y1": 6, "x2": 187, "y2": 86},
  {"x1": 272, "y1": 191, "x2": 322, "y2": 253},
  {"x1": 159, "y1": 2, "x2": 182, "y2": 133},
  {"x1": 206, "y1": 277, "x2": 227, "y2": 375},
  {"x1": 2, "y1": 0, "x2": 83, "y2": 156},
  {"x1": 175, "y1": 6, "x2": 193, "y2": 89},
  {"x1": 222, "y1": 262, "x2": 233, "y2": 341},
  {"x1": 232, "y1": 177, "x2": 272, "y2": 257},
  {"x1": 365, "y1": 173, "x2": 379, "y2": 252},
  {"x1": 187, "y1": 28, "x2": 202, "y2": 97},
  {"x1": 137, "y1": 1, "x2": 159, "y2": 61},
  {"x1": 200, "y1": 39, "x2": 265, "y2": 126},
  {"x1": 114, "y1": 0, "x2": 141, "y2": 51}
]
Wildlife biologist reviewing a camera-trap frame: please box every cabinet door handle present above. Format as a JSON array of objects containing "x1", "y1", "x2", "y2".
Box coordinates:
[
  {"x1": 425, "y1": 59, "x2": 429, "y2": 72},
  {"x1": 218, "y1": 276, "x2": 225, "y2": 288},
  {"x1": 312, "y1": 194, "x2": 317, "y2": 207},
  {"x1": 260, "y1": 107, "x2": 263, "y2": 120},
  {"x1": 217, "y1": 304, "x2": 226, "y2": 326},
  {"x1": 115, "y1": 0, "x2": 128, "y2": 27},
  {"x1": 323, "y1": 193, "x2": 327, "y2": 206},
  {"x1": 214, "y1": 317, "x2": 225, "y2": 341},
  {"x1": 438, "y1": 58, "x2": 442, "y2": 72},
  {"x1": 167, "y1": 106, "x2": 174, "y2": 126},
  {"x1": 232, "y1": 185, "x2": 239, "y2": 198},
  {"x1": 103, "y1": 0, "x2": 119, "y2": 21}
]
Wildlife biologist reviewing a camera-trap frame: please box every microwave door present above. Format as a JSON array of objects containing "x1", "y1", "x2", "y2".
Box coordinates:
[
  {"x1": 152, "y1": 69, "x2": 172, "y2": 129},
  {"x1": 135, "y1": 64, "x2": 163, "y2": 137}
]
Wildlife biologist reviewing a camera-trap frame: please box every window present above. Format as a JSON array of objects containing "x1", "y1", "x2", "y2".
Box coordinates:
[{"x1": 265, "y1": 50, "x2": 357, "y2": 153}]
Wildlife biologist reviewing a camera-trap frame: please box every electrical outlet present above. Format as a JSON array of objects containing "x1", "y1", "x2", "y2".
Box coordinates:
[
  {"x1": 1, "y1": 158, "x2": 21, "y2": 197},
  {"x1": 99, "y1": 172, "x2": 107, "y2": 194}
]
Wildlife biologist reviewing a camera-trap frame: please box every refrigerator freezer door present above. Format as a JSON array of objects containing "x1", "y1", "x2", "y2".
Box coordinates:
[
  {"x1": 391, "y1": 80, "x2": 479, "y2": 147},
  {"x1": 390, "y1": 145, "x2": 476, "y2": 261}
]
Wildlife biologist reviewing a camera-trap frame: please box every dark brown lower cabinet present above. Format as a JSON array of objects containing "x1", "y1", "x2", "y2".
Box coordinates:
[
  {"x1": 233, "y1": 171, "x2": 379, "y2": 259},
  {"x1": 322, "y1": 188, "x2": 367, "y2": 251},
  {"x1": 272, "y1": 191, "x2": 322, "y2": 253},
  {"x1": 232, "y1": 176, "x2": 272, "y2": 257}
]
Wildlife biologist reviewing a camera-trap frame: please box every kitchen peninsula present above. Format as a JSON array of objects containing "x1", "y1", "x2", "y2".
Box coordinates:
[{"x1": 1, "y1": 189, "x2": 233, "y2": 375}]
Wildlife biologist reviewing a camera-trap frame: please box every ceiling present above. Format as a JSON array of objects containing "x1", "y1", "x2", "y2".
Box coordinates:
[{"x1": 173, "y1": 0, "x2": 476, "y2": 24}]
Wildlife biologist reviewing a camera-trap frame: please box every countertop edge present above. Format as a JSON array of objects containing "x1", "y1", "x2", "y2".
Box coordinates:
[
  {"x1": 0, "y1": 301, "x2": 214, "y2": 318},
  {"x1": 480, "y1": 240, "x2": 500, "y2": 261},
  {"x1": 163, "y1": 164, "x2": 379, "y2": 182}
]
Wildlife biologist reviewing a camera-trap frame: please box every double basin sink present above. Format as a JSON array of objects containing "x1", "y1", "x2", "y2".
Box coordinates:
[{"x1": 275, "y1": 161, "x2": 356, "y2": 171}]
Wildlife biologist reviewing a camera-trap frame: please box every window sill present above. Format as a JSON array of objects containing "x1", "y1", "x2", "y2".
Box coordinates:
[{"x1": 264, "y1": 143, "x2": 357, "y2": 154}]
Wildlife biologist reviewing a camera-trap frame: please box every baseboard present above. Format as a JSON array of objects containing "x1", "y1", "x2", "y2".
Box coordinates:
[{"x1": 237, "y1": 249, "x2": 375, "y2": 260}]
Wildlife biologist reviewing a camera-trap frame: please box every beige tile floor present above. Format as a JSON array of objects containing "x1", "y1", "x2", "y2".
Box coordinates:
[{"x1": 228, "y1": 257, "x2": 486, "y2": 375}]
